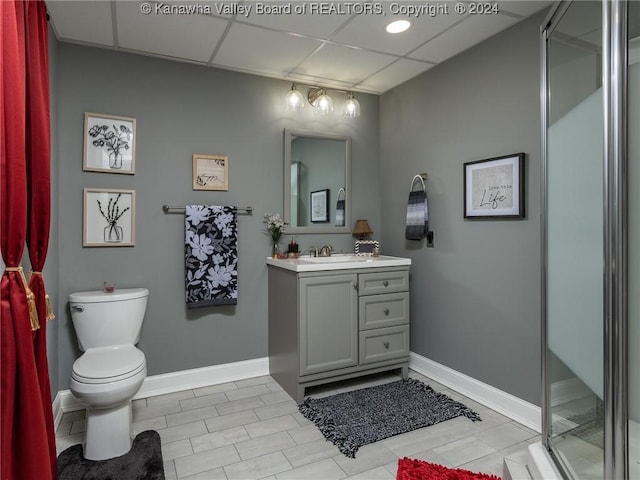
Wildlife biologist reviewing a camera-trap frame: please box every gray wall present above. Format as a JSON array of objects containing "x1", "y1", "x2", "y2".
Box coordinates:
[
  {"x1": 379, "y1": 11, "x2": 545, "y2": 405},
  {"x1": 54, "y1": 43, "x2": 380, "y2": 390}
]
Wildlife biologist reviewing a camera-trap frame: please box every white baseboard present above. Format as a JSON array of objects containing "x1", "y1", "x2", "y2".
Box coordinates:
[
  {"x1": 53, "y1": 356, "x2": 269, "y2": 430},
  {"x1": 409, "y1": 352, "x2": 542, "y2": 433},
  {"x1": 54, "y1": 353, "x2": 541, "y2": 435}
]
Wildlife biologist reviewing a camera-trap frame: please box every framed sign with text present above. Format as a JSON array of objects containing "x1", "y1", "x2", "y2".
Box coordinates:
[
  {"x1": 463, "y1": 153, "x2": 525, "y2": 219},
  {"x1": 193, "y1": 154, "x2": 229, "y2": 191}
]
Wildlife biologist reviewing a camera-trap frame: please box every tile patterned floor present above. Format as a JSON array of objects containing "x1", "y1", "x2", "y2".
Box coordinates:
[{"x1": 55, "y1": 371, "x2": 540, "y2": 479}]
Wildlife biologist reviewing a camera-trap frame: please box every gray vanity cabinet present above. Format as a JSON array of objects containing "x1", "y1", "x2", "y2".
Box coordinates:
[{"x1": 268, "y1": 264, "x2": 410, "y2": 403}]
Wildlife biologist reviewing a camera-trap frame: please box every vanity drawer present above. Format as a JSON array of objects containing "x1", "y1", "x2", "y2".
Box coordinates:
[
  {"x1": 358, "y1": 270, "x2": 409, "y2": 296},
  {"x1": 359, "y1": 292, "x2": 409, "y2": 330},
  {"x1": 359, "y1": 325, "x2": 409, "y2": 364}
]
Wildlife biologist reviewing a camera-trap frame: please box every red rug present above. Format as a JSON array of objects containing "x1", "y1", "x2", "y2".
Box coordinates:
[{"x1": 396, "y1": 457, "x2": 502, "y2": 480}]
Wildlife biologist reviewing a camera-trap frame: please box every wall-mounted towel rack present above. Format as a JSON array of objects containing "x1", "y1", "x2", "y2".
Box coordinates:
[
  {"x1": 162, "y1": 205, "x2": 253, "y2": 215},
  {"x1": 410, "y1": 173, "x2": 428, "y2": 192}
]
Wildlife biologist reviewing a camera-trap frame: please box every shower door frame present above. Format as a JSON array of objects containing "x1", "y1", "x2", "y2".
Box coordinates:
[{"x1": 541, "y1": 1, "x2": 629, "y2": 479}]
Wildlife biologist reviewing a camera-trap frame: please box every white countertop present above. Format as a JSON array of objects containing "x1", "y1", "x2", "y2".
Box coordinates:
[{"x1": 266, "y1": 254, "x2": 411, "y2": 272}]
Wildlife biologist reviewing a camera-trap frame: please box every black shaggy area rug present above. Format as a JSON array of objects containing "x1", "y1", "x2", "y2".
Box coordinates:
[
  {"x1": 299, "y1": 378, "x2": 482, "y2": 458},
  {"x1": 57, "y1": 430, "x2": 164, "y2": 480}
]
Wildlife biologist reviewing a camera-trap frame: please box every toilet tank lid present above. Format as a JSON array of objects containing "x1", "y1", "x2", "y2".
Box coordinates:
[{"x1": 69, "y1": 288, "x2": 149, "y2": 303}]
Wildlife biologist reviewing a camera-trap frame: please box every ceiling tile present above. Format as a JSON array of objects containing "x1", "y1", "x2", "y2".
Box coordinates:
[
  {"x1": 239, "y1": 1, "x2": 349, "y2": 39},
  {"x1": 496, "y1": 0, "x2": 551, "y2": 17},
  {"x1": 46, "y1": 0, "x2": 547, "y2": 93},
  {"x1": 294, "y1": 43, "x2": 397, "y2": 85},
  {"x1": 356, "y1": 58, "x2": 435, "y2": 93},
  {"x1": 553, "y1": 1, "x2": 602, "y2": 40},
  {"x1": 213, "y1": 23, "x2": 323, "y2": 77},
  {"x1": 410, "y1": 14, "x2": 518, "y2": 63},
  {"x1": 46, "y1": 0, "x2": 114, "y2": 46},
  {"x1": 332, "y1": 2, "x2": 463, "y2": 55},
  {"x1": 115, "y1": 1, "x2": 228, "y2": 62}
]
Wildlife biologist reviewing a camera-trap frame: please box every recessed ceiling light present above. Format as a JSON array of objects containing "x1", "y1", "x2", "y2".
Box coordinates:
[{"x1": 386, "y1": 19, "x2": 411, "y2": 34}]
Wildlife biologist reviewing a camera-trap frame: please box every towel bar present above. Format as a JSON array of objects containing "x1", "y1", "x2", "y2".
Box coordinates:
[
  {"x1": 162, "y1": 205, "x2": 253, "y2": 215},
  {"x1": 410, "y1": 174, "x2": 428, "y2": 192}
]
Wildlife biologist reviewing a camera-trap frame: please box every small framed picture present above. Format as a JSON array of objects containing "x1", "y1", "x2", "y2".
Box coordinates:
[
  {"x1": 193, "y1": 154, "x2": 228, "y2": 191},
  {"x1": 355, "y1": 240, "x2": 380, "y2": 256},
  {"x1": 310, "y1": 189, "x2": 330, "y2": 223},
  {"x1": 463, "y1": 153, "x2": 525, "y2": 219},
  {"x1": 83, "y1": 113, "x2": 136, "y2": 174},
  {"x1": 83, "y1": 188, "x2": 135, "y2": 247}
]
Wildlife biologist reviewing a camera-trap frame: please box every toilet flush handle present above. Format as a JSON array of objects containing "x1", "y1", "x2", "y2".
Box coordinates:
[{"x1": 71, "y1": 304, "x2": 84, "y2": 312}]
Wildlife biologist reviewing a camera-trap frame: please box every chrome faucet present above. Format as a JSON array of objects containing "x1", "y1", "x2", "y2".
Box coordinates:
[{"x1": 318, "y1": 245, "x2": 333, "y2": 257}]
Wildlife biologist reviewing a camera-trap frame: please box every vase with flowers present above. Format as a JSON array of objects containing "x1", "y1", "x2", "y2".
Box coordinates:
[
  {"x1": 88, "y1": 123, "x2": 132, "y2": 169},
  {"x1": 264, "y1": 213, "x2": 285, "y2": 257}
]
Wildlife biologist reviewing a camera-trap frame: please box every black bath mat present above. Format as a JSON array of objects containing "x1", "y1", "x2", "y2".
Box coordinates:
[
  {"x1": 299, "y1": 378, "x2": 481, "y2": 458},
  {"x1": 57, "y1": 430, "x2": 164, "y2": 480}
]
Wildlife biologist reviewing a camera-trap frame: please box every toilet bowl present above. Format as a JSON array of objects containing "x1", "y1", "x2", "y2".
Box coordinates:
[
  {"x1": 69, "y1": 288, "x2": 149, "y2": 460},
  {"x1": 69, "y1": 345, "x2": 146, "y2": 460}
]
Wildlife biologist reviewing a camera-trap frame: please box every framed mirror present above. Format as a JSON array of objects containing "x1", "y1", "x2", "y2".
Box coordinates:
[{"x1": 284, "y1": 129, "x2": 351, "y2": 234}]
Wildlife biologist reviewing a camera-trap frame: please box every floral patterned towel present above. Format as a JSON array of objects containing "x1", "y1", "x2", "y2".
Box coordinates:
[{"x1": 185, "y1": 205, "x2": 238, "y2": 308}]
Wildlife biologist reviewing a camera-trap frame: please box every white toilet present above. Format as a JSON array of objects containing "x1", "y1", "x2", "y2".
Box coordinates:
[{"x1": 68, "y1": 287, "x2": 149, "y2": 460}]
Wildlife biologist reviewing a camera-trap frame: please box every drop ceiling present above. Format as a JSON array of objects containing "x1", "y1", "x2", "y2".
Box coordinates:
[{"x1": 45, "y1": 0, "x2": 550, "y2": 94}]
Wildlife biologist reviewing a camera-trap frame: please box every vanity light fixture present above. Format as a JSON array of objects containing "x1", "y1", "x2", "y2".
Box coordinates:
[
  {"x1": 287, "y1": 83, "x2": 362, "y2": 118},
  {"x1": 285, "y1": 83, "x2": 305, "y2": 111},
  {"x1": 386, "y1": 19, "x2": 411, "y2": 34}
]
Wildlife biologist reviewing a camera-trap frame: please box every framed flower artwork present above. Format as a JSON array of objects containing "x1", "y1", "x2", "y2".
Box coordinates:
[{"x1": 83, "y1": 112, "x2": 136, "y2": 174}]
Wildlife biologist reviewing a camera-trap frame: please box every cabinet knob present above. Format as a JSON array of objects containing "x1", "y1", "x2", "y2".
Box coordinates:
[
  {"x1": 383, "y1": 341, "x2": 390, "y2": 349},
  {"x1": 383, "y1": 280, "x2": 389, "y2": 287},
  {"x1": 383, "y1": 309, "x2": 390, "y2": 316},
  {"x1": 353, "y1": 283, "x2": 359, "y2": 291}
]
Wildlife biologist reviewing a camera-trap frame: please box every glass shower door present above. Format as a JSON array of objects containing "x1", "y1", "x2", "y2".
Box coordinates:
[
  {"x1": 628, "y1": 3, "x2": 639, "y2": 477},
  {"x1": 544, "y1": 2, "x2": 605, "y2": 478}
]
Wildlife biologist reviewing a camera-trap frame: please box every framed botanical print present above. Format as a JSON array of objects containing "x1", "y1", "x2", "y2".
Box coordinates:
[
  {"x1": 83, "y1": 113, "x2": 136, "y2": 174},
  {"x1": 83, "y1": 188, "x2": 135, "y2": 247}
]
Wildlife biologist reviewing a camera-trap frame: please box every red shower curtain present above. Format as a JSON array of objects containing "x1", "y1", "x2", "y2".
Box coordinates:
[
  {"x1": 25, "y1": 1, "x2": 57, "y2": 477},
  {"x1": 1, "y1": 1, "x2": 55, "y2": 479}
]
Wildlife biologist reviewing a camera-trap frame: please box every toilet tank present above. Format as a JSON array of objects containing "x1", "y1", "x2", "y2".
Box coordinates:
[{"x1": 69, "y1": 288, "x2": 149, "y2": 351}]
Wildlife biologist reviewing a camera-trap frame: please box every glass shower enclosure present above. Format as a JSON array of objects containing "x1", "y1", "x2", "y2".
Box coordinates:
[{"x1": 542, "y1": 1, "x2": 638, "y2": 479}]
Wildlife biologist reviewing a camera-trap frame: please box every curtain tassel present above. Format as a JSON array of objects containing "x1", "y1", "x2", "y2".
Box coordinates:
[
  {"x1": 4, "y1": 266, "x2": 40, "y2": 330},
  {"x1": 26, "y1": 289, "x2": 39, "y2": 330},
  {"x1": 45, "y1": 294, "x2": 55, "y2": 321},
  {"x1": 29, "y1": 270, "x2": 55, "y2": 321}
]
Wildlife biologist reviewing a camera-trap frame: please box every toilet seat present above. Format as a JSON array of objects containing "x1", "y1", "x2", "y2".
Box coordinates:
[{"x1": 72, "y1": 345, "x2": 145, "y2": 384}]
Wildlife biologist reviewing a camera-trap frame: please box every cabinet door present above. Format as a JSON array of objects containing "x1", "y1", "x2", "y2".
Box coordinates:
[{"x1": 299, "y1": 274, "x2": 358, "y2": 376}]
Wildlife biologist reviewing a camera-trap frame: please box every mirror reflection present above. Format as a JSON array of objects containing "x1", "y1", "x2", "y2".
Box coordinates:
[{"x1": 284, "y1": 129, "x2": 351, "y2": 234}]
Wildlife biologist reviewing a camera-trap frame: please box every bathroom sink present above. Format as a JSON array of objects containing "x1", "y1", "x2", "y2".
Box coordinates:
[
  {"x1": 301, "y1": 255, "x2": 381, "y2": 264},
  {"x1": 267, "y1": 254, "x2": 411, "y2": 272}
]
